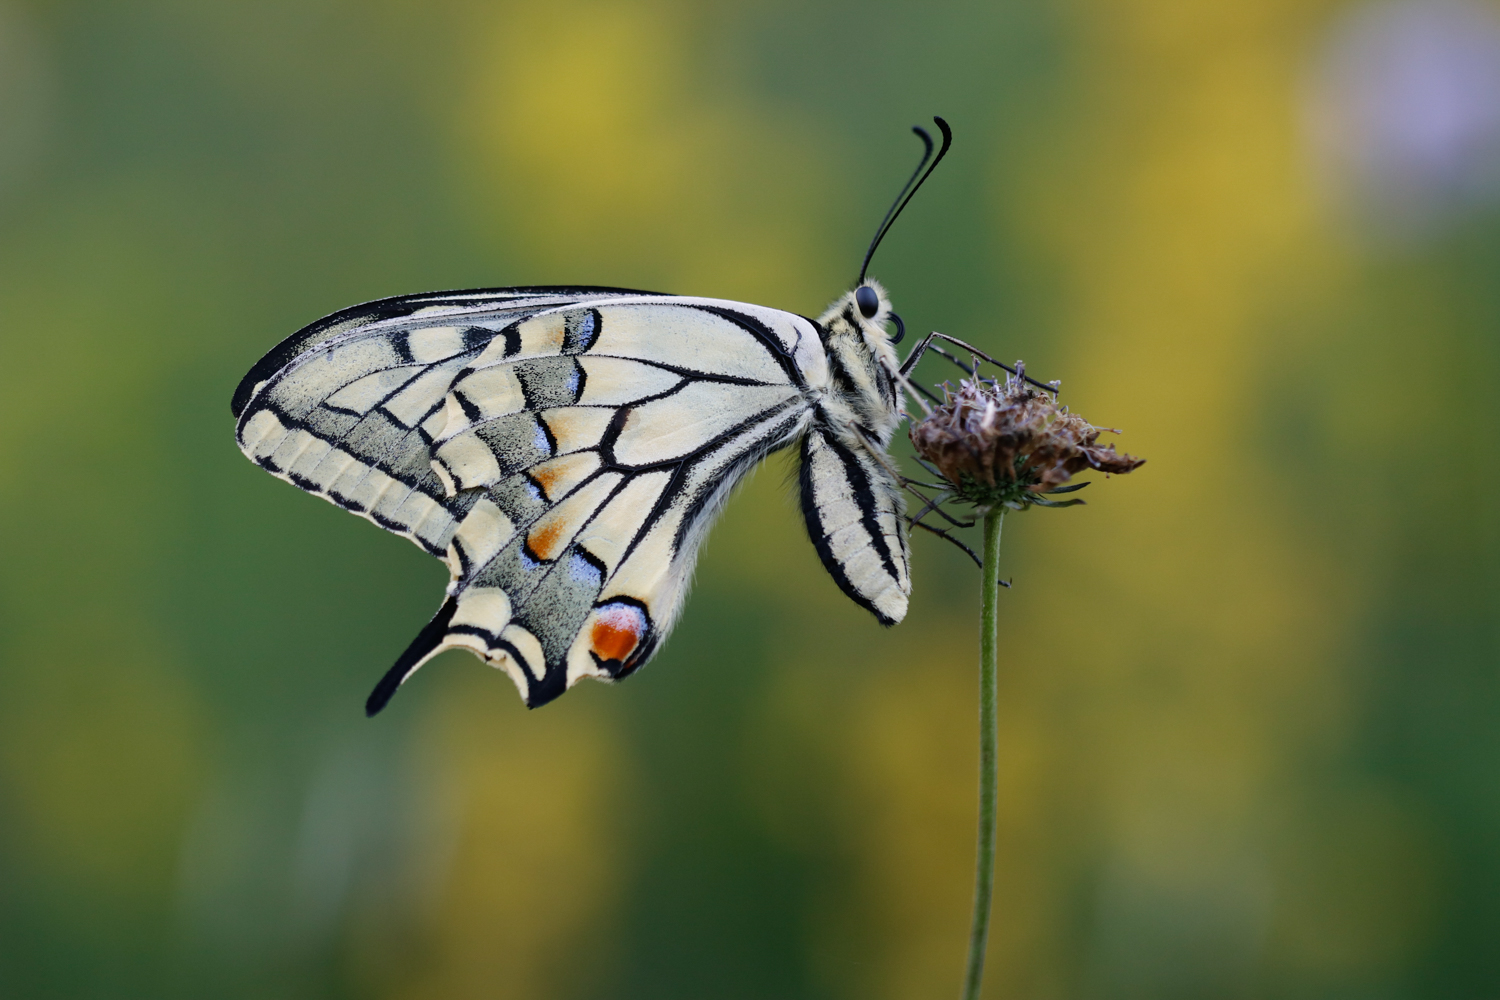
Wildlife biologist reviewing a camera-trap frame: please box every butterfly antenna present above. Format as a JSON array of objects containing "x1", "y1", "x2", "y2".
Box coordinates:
[{"x1": 857, "y1": 116, "x2": 954, "y2": 285}]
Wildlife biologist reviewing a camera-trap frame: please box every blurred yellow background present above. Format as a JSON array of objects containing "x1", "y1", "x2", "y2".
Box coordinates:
[{"x1": 0, "y1": 0, "x2": 1493, "y2": 996}]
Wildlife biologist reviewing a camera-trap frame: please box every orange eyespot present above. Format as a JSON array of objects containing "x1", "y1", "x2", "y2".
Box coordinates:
[{"x1": 589, "y1": 602, "x2": 649, "y2": 666}]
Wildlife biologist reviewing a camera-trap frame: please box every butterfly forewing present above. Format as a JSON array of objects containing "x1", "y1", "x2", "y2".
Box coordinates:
[{"x1": 234, "y1": 288, "x2": 830, "y2": 708}]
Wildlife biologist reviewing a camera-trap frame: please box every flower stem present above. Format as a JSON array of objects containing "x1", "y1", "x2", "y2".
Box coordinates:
[{"x1": 962, "y1": 506, "x2": 1005, "y2": 1000}]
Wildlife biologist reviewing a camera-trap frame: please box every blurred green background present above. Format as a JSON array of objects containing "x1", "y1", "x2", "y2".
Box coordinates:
[{"x1": 2, "y1": 0, "x2": 1497, "y2": 996}]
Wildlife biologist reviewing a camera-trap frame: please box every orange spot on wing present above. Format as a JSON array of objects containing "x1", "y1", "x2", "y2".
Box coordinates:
[
  {"x1": 532, "y1": 464, "x2": 563, "y2": 497},
  {"x1": 590, "y1": 604, "x2": 646, "y2": 664},
  {"x1": 591, "y1": 618, "x2": 640, "y2": 662},
  {"x1": 527, "y1": 519, "x2": 565, "y2": 560}
]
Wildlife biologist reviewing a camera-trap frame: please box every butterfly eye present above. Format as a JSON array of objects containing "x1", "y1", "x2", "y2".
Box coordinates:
[{"x1": 855, "y1": 285, "x2": 880, "y2": 319}]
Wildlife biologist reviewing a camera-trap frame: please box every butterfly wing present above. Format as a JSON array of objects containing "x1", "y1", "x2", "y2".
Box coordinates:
[
  {"x1": 233, "y1": 287, "x2": 824, "y2": 708},
  {"x1": 798, "y1": 427, "x2": 911, "y2": 626}
]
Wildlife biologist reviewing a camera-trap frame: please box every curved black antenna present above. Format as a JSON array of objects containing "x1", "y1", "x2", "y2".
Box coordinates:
[
  {"x1": 857, "y1": 116, "x2": 954, "y2": 285},
  {"x1": 858, "y1": 127, "x2": 933, "y2": 283}
]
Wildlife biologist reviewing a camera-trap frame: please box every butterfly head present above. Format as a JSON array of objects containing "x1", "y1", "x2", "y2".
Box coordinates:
[
  {"x1": 855, "y1": 282, "x2": 905, "y2": 343},
  {"x1": 856, "y1": 281, "x2": 902, "y2": 353},
  {"x1": 822, "y1": 279, "x2": 902, "y2": 353},
  {"x1": 815, "y1": 279, "x2": 907, "y2": 435}
]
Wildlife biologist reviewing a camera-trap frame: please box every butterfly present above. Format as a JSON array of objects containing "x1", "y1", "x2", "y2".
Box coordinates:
[{"x1": 232, "y1": 118, "x2": 1044, "y2": 713}]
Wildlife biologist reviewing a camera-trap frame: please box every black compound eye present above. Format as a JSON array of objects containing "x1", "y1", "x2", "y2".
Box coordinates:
[{"x1": 855, "y1": 285, "x2": 880, "y2": 319}]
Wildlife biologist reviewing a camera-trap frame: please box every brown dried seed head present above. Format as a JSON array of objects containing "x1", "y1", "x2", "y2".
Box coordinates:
[{"x1": 910, "y1": 368, "x2": 1143, "y2": 503}]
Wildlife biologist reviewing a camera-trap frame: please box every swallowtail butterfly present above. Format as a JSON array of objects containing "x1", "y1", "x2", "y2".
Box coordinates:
[{"x1": 232, "y1": 118, "x2": 1031, "y2": 712}]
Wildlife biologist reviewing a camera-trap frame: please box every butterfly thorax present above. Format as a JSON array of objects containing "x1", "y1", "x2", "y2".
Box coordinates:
[{"x1": 813, "y1": 281, "x2": 904, "y2": 450}]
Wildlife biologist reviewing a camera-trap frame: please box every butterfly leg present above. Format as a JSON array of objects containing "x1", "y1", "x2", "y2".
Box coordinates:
[
  {"x1": 911, "y1": 456, "x2": 946, "y2": 479},
  {"x1": 906, "y1": 519, "x2": 1010, "y2": 585},
  {"x1": 881, "y1": 353, "x2": 940, "y2": 414},
  {"x1": 898, "y1": 332, "x2": 938, "y2": 377},
  {"x1": 907, "y1": 517, "x2": 1000, "y2": 574},
  {"x1": 929, "y1": 345, "x2": 979, "y2": 376},
  {"x1": 904, "y1": 483, "x2": 976, "y2": 529},
  {"x1": 908, "y1": 332, "x2": 1060, "y2": 393}
]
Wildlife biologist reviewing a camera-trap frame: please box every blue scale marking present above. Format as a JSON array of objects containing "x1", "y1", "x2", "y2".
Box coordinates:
[{"x1": 569, "y1": 551, "x2": 603, "y2": 587}]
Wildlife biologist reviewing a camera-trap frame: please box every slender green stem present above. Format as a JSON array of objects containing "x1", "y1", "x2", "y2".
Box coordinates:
[{"x1": 962, "y1": 506, "x2": 1005, "y2": 1000}]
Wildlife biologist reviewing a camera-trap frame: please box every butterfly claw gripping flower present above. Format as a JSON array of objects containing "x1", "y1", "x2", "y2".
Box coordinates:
[{"x1": 909, "y1": 364, "x2": 1144, "y2": 512}]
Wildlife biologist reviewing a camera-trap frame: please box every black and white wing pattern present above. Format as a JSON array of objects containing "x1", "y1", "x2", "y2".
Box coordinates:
[
  {"x1": 798, "y1": 426, "x2": 911, "y2": 626},
  {"x1": 234, "y1": 286, "x2": 913, "y2": 709}
]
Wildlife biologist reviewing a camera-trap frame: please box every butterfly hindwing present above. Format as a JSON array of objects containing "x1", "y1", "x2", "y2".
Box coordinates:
[
  {"x1": 234, "y1": 287, "x2": 824, "y2": 708},
  {"x1": 437, "y1": 395, "x2": 811, "y2": 707}
]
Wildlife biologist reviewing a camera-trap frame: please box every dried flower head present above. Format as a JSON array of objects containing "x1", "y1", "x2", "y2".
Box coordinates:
[{"x1": 910, "y1": 364, "x2": 1144, "y2": 511}]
